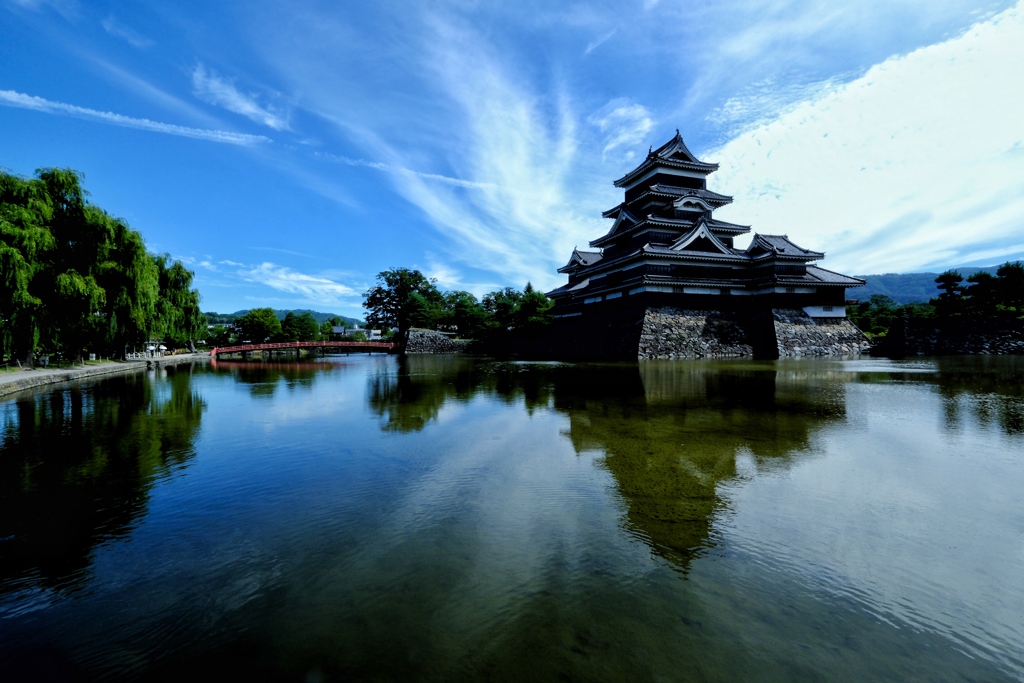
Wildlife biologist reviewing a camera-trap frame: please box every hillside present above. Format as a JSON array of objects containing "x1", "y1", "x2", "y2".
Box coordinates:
[{"x1": 850, "y1": 266, "x2": 1006, "y2": 304}]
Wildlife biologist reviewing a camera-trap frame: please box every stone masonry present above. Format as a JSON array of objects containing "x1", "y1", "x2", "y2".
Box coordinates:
[
  {"x1": 638, "y1": 308, "x2": 754, "y2": 359},
  {"x1": 403, "y1": 329, "x2": 472, "y2": 354},
  {"x1": 634, "y1": 307, "x2": 869, "y2": 359},
  {"x1": 771, "y1": 308, "x2": 871, "y2": 357}
]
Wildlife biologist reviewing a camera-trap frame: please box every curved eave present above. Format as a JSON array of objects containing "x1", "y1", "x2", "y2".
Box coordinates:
[
  {"x1": 613, "y1": 158, "x2": 719, "y2": 188},
  {"x1": 641, "y1": 245, "x2": 746, "y2": 263},
  {"x1": 646, "y1": 216, "x2": 750, "y2": 235},
  {"x1": 749, "y1": 250, "x2": 824, "y2": 263}
]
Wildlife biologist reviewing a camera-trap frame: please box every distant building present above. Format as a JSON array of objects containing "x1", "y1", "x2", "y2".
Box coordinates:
[{"x1": 547, "y1": 130, "x2": 869, "y2": 358}]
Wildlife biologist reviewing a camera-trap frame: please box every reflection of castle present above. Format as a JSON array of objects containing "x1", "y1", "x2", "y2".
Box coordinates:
[
  {"x1": 547, "y1": 131, "x2": 869, "y2": 359},
  {"x1": 557, "y1": 361, "x2": 847, "y2": 570},
  {"x1": 366, "y1": 356, "x2": 847, "y2": 572}
]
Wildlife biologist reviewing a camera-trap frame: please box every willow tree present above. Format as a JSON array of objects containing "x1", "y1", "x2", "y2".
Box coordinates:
[
  {"x1": 152, "y1": 254, "x2": 206, "y2": 351},
  {"x1": 0, "y1": 172, "x2": 53, "y2": 365},
  {"x1": 93, "y1": 209, "x2": 159, "y2": 355}
]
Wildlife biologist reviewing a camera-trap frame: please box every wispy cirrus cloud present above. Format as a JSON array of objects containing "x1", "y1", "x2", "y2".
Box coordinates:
[
  {"x1": 583, "y1": 28, "x2": 617, "y2": 55},
  {"x1": 0, "y1": 89, "x2": 271, "y2": 145},
  {"x1": 101, "y1": 16, "x2": 153, "y2": 49},
  {"x1": 192, "y1": 64, "x2": 289, "y2": 131},
  {"x1": 316, "y1": 152, "x2": 496, "y2": 190},
  {"x1": 237, "y1": 262, "x2": 358, "y2": 303}
]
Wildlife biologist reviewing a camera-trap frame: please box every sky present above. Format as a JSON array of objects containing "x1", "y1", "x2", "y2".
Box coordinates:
[{"x1": 2, "y1": 0, "x2": 1023, "y2": 317}]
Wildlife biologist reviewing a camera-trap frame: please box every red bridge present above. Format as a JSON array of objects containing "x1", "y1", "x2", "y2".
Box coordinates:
[{"x1": 209, "y1": 340, "x2": 395, "y2": 358}]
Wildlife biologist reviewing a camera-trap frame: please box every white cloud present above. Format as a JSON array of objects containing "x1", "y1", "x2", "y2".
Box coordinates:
[
  {"x1": 192, "y1": 65, "x2": 290, "y2": 131},
  {"x1": 0, "y1": 89, "x2": 271, "y2": 146},
  {"x1": 709, "y1": 3, "x2": 1024, "y2": 274},
  {"x1": 101, "y1": 16, "x2": 153, "y2": 49},
  {"x1": 587, "y1": 98, "x2": 655, "y2": 162},
  {"x1": 236, "y1": 262, "x2": 359, "y2": 305}
]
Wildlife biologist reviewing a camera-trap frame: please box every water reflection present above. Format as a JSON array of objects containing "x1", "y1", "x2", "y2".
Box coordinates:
[
  {"x1": 0, "y1": 363, "x2": 206, "y2": 596},
  {"x1": 368, "y1": 356, "x2": 848, "y2": 571},
  {"x1": 210, "y1": 359, "x2": 340, "y2": 398},
  {"x1": 930, "y1": 356, "x2": 1024, "y2": 434}
]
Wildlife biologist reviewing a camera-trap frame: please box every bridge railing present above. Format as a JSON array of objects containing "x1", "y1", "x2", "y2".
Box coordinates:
[{"x1": 210, "y1": 341, "x2": 395, "y2": 357}]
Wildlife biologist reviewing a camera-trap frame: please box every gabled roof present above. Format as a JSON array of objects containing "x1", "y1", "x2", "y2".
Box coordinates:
[
  {"x1": 645, "y1": 215, "x2": 750, "y2": 236},
  {"x1": 589, "y1": 208, "x2": 642, "y2": 247},
  {"x1": 650, "y1": 185, "x2": 733, "y2": 205},
  {"x1": 557, "y1": 249, "x2": 603, "y2": 273},
  {"x1": 746, "y1": 234, "x2": 824, "y2": 261},
  {"x1": 669, "y1": 220, "x2": 735, "y2": 255},
  {"x1": 613, "y1": 131, "x2": 719, "y2": 188}
]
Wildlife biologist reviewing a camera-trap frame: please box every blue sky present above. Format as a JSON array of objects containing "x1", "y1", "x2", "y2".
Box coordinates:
[{"x1": 2, "y1": 0, "x2": 1022, "y2": 317}]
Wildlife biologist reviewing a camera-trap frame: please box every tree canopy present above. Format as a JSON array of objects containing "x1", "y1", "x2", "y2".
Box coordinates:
[
  {"x1": 362, "y1": 268, "x2": 553, "y2": 341},
  {"x1": 1, "y1": 167, "x2": 205, "y2": 364}
]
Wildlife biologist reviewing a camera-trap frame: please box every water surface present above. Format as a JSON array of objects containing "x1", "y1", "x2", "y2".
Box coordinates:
[{"x1": 1, "y1": 355, "x2": 1022, "y2": 681}]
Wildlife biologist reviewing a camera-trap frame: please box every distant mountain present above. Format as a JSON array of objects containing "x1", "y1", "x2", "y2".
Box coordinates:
[
  {"x1": 850, "y1": 266, "x2": 1007, "y2": 304},
  {"x1": 204, "y1": 309, "x2": 364, "y2": 327}
]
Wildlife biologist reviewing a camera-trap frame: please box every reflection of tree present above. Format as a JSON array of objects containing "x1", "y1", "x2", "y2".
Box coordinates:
[
  {"x1": 211, "y1": 359, "x2": 334, "y2": 398},
  {"x1": 0, "y1": 364, "x2": 206, "y2": 594},
  {"x1": 931, "y1": 357, "x2": 1024, "y2": 435},
  {"x1": 555, "y1": 361, "x2": 847, "y2": 571},
  {"x1": 368, "y1": 355, "x2": 493, "y2": 431}
]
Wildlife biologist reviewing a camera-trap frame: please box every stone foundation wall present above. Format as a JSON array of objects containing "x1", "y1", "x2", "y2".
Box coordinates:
[
  {"x1": 771, "y1": 309, "x2": 871, "y2": 357},
  {"x1": 638, "y1": 308, "x2": 754, "y2": 359},
  {"x1": 880, "y1": 318, "x2": 1024, "y2": 355},
  {"x1": 403, "y1": 329, "x2": 472, "y2": 354}
]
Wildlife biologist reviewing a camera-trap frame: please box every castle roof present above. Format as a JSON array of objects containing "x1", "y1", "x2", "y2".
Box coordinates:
[
  {"x1": 557, "y1": 249, "x2": 604, "y2": 273},
  {"x1": 746, "y1": 234, "x2": 824, "y2": 261},
  {"x1": 602, "y1": 186, "x2": 733, "y2": 218},
  {"x1": 613, "y1": 131, "x2": 719, "y2": 188}
]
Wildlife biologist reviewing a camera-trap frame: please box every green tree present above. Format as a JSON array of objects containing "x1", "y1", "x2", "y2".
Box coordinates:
[
  {"x1": 849, "y1": 294, "x2": 897, "y2": 336},
  {"x1": 0, "y1": 171, "x2": 53, "y2": 365},
  {"x1": 443, "y1": 290, "x2": 489, "y2": 338},
  {"x1": 515, "y1": 282, "x2": 554, "y2": 331},
  {"x1": 281, "y1": 311, "x2": 320, "y2": 341},
  {"x1": 931, "y1": 270, "x2": 965, "y2": 318},
  {"x1": 363, "y1": 268, "x2": 443, "y2": 339},
  {"x1": 996, "y1": 261, "x2": 1024, "y2": 315},
  {"x1": 235, "y1": 307, "x2": 281, "y2": 343},
  {"x1": 152, "y1": 255, "x2": 206, "y2": 350},
  {"x1": 964, "y1": 271, "x2": 999, "y2": 319},
  {"x1": 207, "y1": 325, "x2": 234, "y2": 347},
  {"x1": 93, "y1": 209, "x2": 159, "y2": 356},
  {"x1": 482, "y1": 287, "x2": 522, "y2": 332}
]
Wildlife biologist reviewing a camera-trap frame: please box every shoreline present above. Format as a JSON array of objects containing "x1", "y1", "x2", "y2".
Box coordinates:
[{"x1": 0, "y1": 354, "x2": 211, "y2": 400}]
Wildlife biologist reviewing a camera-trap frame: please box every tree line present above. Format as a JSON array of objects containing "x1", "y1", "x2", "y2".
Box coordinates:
[
  {"x1": 1, "y1": 168, "x2": 205, "y2": 365},
  {"x1": 205, "y1": 309, "x2": 361, "y2": 346},
  {"x1": 362, "y1": 268, "x2": 554, "y2": 340},
  {"x1": 849, "y1": 262, "x2": 1024, "y2": 336}
]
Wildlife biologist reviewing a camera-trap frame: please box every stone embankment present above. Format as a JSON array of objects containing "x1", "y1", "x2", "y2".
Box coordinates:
[
  {"x1": 638, "y1": 308, "x2": 753, "y2": 359},
  {"x1": 403, "y1": 329, "x2": 472, "y2": 354},
  {"x1": 772, "y1": 308, "x2": 872, "y2": 357},
  {"x1": 880, "y1": 318, "x2": 1024, "y2": 356},
  {"x1": 0, "y1": 354, "x2": 209, "y2": 399},
  {"x1": 635, "y1": 307, "x2": 870, "y2": 359}
]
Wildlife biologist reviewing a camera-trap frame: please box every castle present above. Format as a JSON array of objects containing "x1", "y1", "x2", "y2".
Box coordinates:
[{"x1": 547, "y1": 131, "x2": 869, "y2": 359}]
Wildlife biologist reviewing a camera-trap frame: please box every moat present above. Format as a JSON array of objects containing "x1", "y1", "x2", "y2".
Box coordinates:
[{"x1": 2, "y1": 355, "x2": 1023, "y2": 681}]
